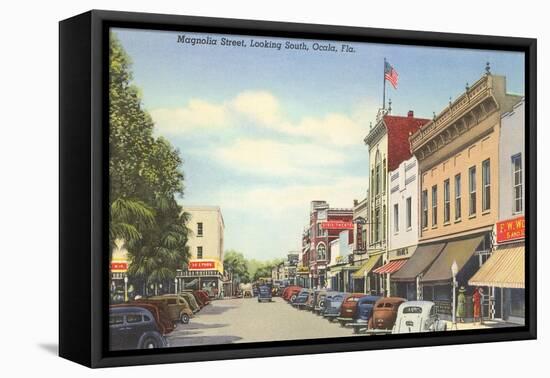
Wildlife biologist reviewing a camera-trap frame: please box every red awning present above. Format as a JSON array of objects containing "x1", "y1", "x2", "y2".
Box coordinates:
[{"x1": 372, "y1": 259, "x2": 408, "y2": 275}]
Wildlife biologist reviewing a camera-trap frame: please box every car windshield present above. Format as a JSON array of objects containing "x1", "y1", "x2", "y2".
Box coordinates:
[
  {"x1": 347, "y1": 297, "x2": 360, "y2": 302},
  {"x1": 403, "y1": 306, "x2": 423, "y2": 314}
]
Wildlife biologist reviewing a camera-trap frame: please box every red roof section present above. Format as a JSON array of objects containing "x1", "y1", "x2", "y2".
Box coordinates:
[{"x1": 384, "y1": 113, "x2": 430, "y2": 171}]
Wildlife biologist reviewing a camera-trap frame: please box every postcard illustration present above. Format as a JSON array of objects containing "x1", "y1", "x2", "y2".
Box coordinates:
[{"x1": 108, "y1": 27, "x2": 526, "y2": 351}]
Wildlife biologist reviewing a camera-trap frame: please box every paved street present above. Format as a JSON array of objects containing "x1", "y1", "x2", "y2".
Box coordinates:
[{"x1": 168, "y1": 297, "x2": 355, "y2": 346}]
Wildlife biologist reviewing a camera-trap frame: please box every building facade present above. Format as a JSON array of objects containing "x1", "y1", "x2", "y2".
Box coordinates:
[
  {"x1": 364, "y1": 110, "x2": 429, "y2": 296},
  {"x1": 410, "y1": 71, "x2": 522, "y2": 318},
  {"x1": 469, "y1": 98, "x2": 525, "y2": 324},
  {"x1": 302, "y1": 201, "x2": 353, "y2": 288},
  {"x1": 177, "y1": 206, "x2": 225, "y2": 298}
]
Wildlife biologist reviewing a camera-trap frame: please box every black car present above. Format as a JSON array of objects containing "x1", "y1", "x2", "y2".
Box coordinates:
[{"x1": 109, "y1": 306, "x2": 169, "y2": 350}]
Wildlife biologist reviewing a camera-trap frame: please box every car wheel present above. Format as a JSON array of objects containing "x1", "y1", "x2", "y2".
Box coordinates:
[
  {"x1": 290, "y1": 294, "x2": 297, "y2": 302},
  {"x1": 339, "y1": 321, "x2": 346, "y2": 327},
  {"x1": 142, "y1": 337, "x2": 159, "y2": 349},
  {"x1": 353, "y1": 326, "x2": 360, "y2": 334},
  {"x1": 181, "y1": 313, "x2": 190, "y2": 324}
]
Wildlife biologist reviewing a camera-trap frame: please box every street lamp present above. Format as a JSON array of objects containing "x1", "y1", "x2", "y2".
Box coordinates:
[
  {"x1": 451, "y1": 260, "x2": 458, "y2": 328},
  {"x1": 174, "y1": 277, "x2": 178, "y2": 294},
  {"x1": 124, "y1": 275, "x2": 128, "y2": 302}
]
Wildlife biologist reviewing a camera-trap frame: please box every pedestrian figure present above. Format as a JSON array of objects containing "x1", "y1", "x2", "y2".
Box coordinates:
[
  {"x1": 472, "y1": 287, "x2": 483, "y2": 325},
  {"x1": 456, "y1": 286, "x2": 466, "y2": 323}
]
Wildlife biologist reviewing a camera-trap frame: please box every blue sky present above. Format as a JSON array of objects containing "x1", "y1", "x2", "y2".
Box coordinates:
[{"x1": 113, "y1": 27, "x2": 524, "y2": 261}]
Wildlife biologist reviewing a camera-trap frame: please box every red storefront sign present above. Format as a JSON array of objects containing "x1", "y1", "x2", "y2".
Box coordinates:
[
  {"x1": 496, "y1": 216, "x2": 525, "y2": 243},
  {"x1": 188, "y1": 260, "x2": 216, "y2": 270},
  {"x1": 320, "y1": 221, "x2": 353, "y2": 230},
  {"x1": 110, "y1": 261, "x2": 128, "y2": 272}
]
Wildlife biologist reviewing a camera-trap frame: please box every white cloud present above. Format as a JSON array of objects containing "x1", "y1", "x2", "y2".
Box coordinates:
[
  {"x1": 150, "y1": 90, "x2": 377, "y2": 147},
  {"x1": 214, "y1": 138, "x2": 348, "y2": 177}
]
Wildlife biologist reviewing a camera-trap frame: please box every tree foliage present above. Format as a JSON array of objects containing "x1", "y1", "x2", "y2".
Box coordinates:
[
  {"x1": 223, "y1": 250, "x2": 250, "y2": 283},
  {"x1": 109, "y1": 32, "x2": 190, "y2": 292}
]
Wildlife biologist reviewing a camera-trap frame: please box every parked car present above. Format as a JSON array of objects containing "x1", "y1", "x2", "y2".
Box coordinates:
[
  {"x1": 283, "y1": 286, "x2": 302, "y2": 302},
  {"x1": 293, "y1": 289, "x2": 313, "y2": 308},
  {"x1": 111, "y1": 302, "x2": 175, "y2": 335},
  {"x1": 323, "y1": 292, "x2": 349, "y2": 321},
  {"x1": 193, "y1": 290, "x2": 211, "y2": 306},
  {"x1": 317, "y1": 291, "x2": 338, "y2": 316},
  {"x1": 109, "y1": 306, "x2": 169, "y2": 350},
  {"x1": 308, "y1": 289, "x2": 327, "y2": 312},
  {"x1": 344, "y1": 295, "x2": 381, "y2": 334},
  {"x1": 367, "y1": 297, "x2": 407, "y2": 332},
  {"x1": 392, "y1": 301, "x2": 447, "y2": 334},
  {"x1": 179, "y1": 292, "x2": 201, "y2": 313},
  {"x1": 336, "y1": 293, "x2": 367, "y2": 327},
  {"x1": 151, "y1": 295, "x2": 194, "y2": 324},
  {"x1": 258, "y1": 285, "x2": 273, "y2": 302}
]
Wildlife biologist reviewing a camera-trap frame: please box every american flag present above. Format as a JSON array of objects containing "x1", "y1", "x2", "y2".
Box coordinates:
[{"x1": 384, "y1": 61, "x2": 399, "y2": 89}]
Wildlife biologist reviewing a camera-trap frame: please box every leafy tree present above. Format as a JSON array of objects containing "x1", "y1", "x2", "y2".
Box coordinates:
[
  {"x1": 224, "y1": 250, "x2": 250, "y2": 284},
  {"x1": 108, "y1": 32, "x2": 190, "y2": 295}
]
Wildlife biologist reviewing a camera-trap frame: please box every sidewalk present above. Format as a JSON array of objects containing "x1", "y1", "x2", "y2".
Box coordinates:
[{"x1": 444, "y1": 320, "x2": 523, "y2": 331}]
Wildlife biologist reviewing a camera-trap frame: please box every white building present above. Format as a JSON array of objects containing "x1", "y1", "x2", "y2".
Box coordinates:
[{"x1": 177, "y1": 206, "x2": 225, "y2": 297}]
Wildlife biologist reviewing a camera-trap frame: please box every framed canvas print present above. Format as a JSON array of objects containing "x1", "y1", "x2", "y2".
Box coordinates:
[{"x1": 59, "y1": 10, "x2": 537, "y2": 368}]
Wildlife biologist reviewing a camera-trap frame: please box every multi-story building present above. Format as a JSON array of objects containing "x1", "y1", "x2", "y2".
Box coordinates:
[
  {"x1": 385, "y1": 155, "x2": 420, "y2": 299},
  {"x1": 326, "y1": 230, "x2": 355, "y2": 292},
  {"x1": 409, "y1": 69, "x2": 522, "y2": 318},
  {"x1": 469, "y1": 98, "x2": 525, "y2": 324},
  {"x1": 177, "y1": 206, "x2": 225, "y2": 298},
  {"x1": 364, "y1": 109, "x2": 429, "y2": 296},
  {"x1": 303, "y1": 201, "x2": 353, "y2": 288}
]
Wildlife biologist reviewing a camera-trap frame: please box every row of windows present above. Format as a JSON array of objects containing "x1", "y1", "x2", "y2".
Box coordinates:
[{"x1": 422, "y1": 159, "x2": 491, "y2": 228}]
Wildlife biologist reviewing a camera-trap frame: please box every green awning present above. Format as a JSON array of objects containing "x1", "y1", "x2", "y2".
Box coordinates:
[{"x1": 352, "y1": 254, "x2": 382, "y2": 279}]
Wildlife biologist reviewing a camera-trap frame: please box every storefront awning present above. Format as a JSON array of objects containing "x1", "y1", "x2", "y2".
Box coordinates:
[
  {"x1": 421, "y1": 234, "x2": 484, "y2": 284},
  {"x1": 373, "y1": 259, "x2": 408, "y2": 275},
  {"x1": 469, "y1": 244, "x2": 525, "y2": 289},
  {"x1": 391, "y1": 243, "x2": 446, "y2": 282},
  {"x1": 352, "y1": 254, "x2": 382, "y2": 279}
]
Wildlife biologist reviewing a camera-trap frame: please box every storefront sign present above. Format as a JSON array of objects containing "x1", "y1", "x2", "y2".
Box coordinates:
[
  {"x1": 321, "y1": 221, "x2": 353, "y2": 230},
  {"x1": 188, "y1": 259, "x2": 222, "y2": 272},
  {"x1": 110, "y1": 261, "x2": 128, "y2": 272},
  {"x1": 496, "y1": 216, "x2": 525, "y2": 243}
]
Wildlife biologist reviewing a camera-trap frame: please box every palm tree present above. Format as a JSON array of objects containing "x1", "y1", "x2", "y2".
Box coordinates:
[{"x1": 109, "y1": 197, "x2": 155, "y2": 255}]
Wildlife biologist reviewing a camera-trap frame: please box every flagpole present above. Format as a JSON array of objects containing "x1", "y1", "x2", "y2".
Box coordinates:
[{"x1": 382, "y1": 57, "x2": 387, "y2": 110}]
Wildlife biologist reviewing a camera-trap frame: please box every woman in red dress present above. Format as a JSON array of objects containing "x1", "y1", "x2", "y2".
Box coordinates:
[{"x1": 472, "y1": 287, "x2": 483, "y2": 324}]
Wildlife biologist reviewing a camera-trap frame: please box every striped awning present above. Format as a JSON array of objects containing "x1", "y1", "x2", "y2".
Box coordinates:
[
  {"x1": 351, "y1": 254, "x2": 382, "y2": 279},
  {"x1": 372, "y1": 259, "x2": 408, "y2": 275},
  {"x1": 469, "y1": 244, "x2": 525, "y2": 289}
]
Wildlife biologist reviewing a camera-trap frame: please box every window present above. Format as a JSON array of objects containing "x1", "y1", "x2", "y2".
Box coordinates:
[
  {"x1": 109, "y1": 315, "x2": 124, "y2": 325},
  {"x1": 374, "y1": 208, "x2": 380, "y2": 242},
  {"x1": 469, "y1": 166, "x2": 476, "y2": 216},
  {"x1": 126, "y1": 314, "x2": 143, "y2": 324},
  {"x1": 455, "y1": 174, "x2": 462, "y2": 220},
  {"x1": 421, "y1": 190, "x2": 428, "y2": 228},
  {"x1": 317, "y1": 243, "x2": 326, "y2": 260},
  {"x1": 431, "y1": 185, "x2": 437, "y2": 226},
  {"x1": 444, "y1": 179, "x2": 450, "y2": 223},
  {"x1": 197, "y1": 246, "x2": 203, "y2": 259},
  {"x1": 406, "y1": 197, "x2": 412, "y2": 229},
  {"x1": 512, "y1": 154, "x2": 523, "y2": 213},
  {"x1": 482, "y1": 159, "x2": 491, "y2": 211},
  {"x1": 375, "y1": 151, "x2": 381, "y2": 195},
  {"x1": 197, "y1": 222, "x2": 203, "y2": 237},
  {"x1": 394, "y1": 204, "x2": 399, "y2": 233}
]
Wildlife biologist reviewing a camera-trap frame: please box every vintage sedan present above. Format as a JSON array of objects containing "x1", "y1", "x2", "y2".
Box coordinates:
[
  {"x1": 193, "y1": 290, "x2": 211, "y2": 306},
  {"x1": 367, "y1": 297, "x2": 407, "y2": 333},
  {"x1": 336, "y1": 293, "x2": 368, "y2": 327},
  {"x1": 292, "y1": 289, "x2": 313, "y2": 308},
  {"x1": 392, "y1": 301, "x2": 447, "y2": 334},
  {"x1": 258, "y1": 285, "x2": 273, "y2": 302},
  {"x1": 309, "y1": 289, "x2": 327, "y2": 313},
  {"x1": 323, "y1": 292, "x2": 348, "y2": 321},
  {"x1": 315, "y1": 291, "x2": 338, "y2": 315},
  {"x1": 111, "y1": 302, "x2": 175, "y2": 335},
  {"x1": 343, "y1": 295, "x2": 381, "y2": 334},
  {"x1": 109, "y1": 306, "x2": 169, "y2": 350},
  {"x1": 283, "y1": 286, "x2": 302, "y2": 302},
  {"x1": 151, "y1": 295, "x2": 194, "y2": 324},
  {"x1": 179, "y1": 292, "x2": 201, "y2": 313}
]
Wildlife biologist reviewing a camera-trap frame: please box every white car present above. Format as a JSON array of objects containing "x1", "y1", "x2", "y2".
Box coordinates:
[{"x1": 392, "y1": 301, "x2": 447, "y2": 334}]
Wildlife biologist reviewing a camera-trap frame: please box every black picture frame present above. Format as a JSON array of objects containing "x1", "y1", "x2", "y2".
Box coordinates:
[{"x1": 59, "y1": 9, "x2": 537, "y2": 368}]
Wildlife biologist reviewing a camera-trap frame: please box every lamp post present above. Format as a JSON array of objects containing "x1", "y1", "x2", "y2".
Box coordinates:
[
  {"x1": 174, "y1": 277, "x2": 178, "y2": 294},
  {"x1": 124, "y1": 275, "x2": 128, "y2": 302},
  {"x1": 451, "y1": 260, "x2": 458, "y2": 329}
]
